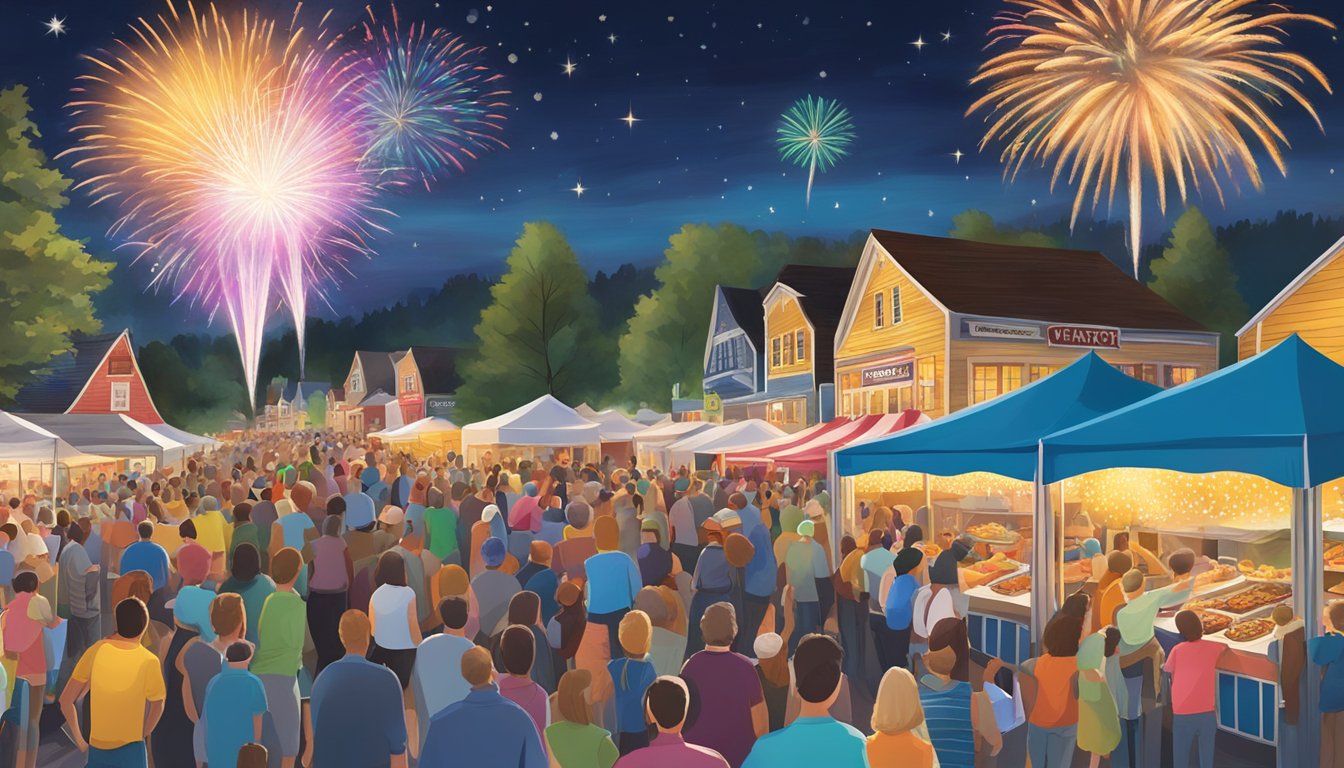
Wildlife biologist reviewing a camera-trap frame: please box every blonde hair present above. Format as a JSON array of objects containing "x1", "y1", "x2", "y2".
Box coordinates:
[
  {"x1": 461, "y1": 647, "x2": 494, "y2": 687},
  {"x1": 556, "y1": 670, "x2": 594, "y2": 725},
  {"x1": 871, "y1": 667, "x2": 926, "y2": 735},
  {"x1": 619, "y1": 610, "x2": 653, "y2": 657}
]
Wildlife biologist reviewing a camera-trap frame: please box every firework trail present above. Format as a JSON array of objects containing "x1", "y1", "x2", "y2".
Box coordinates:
[
  {"x1": 776, "y1": 95, "x2": 855, "y2": 208},
  {"x1": 968, "y1": 0, "x2": 1332, "y2": 277}
]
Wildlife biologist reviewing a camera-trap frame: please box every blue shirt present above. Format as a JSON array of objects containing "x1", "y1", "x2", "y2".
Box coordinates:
[
  {"x1": 203, "y1": 667, "x2": 268, "y2": 768},
  {"x1": 741, "y1": 716, "x2": 869, "y2": 768},
  {"x1": 1309, "y1": 633, "x2": 1344, "y2": 712},
  {"x1": 885, "y1": 573, "x2": 919, "y2": 630},
  {"x1": 120, "y1": 540, "x2": 171, "y2": 591},
  {"x1": 413, "y1": 633, "x2": 476, "y2": 721},
  {"x1": 421, "y1": 687, "x2": 546, "y2": 768},
  {"x1": 174, "y1": 585, "x2": 218, "y2": 641},
  {"x1": 737, "y1": 506, "x2": 777, "y2": 598},
  {"x1": 583, "y1": 551, "x2": 641, "y2": 615},
  {"x1": 920, "y1": 676, "x2": 974, "y2": 768},
  {"x1": 312, "y1": 656, "x2": 408, "y2": 766},
  {"x1": 607, "y1": 657, "x2": 657, "y2": 735}
]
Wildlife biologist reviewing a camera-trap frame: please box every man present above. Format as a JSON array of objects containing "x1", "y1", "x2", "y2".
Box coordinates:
[
  {"x1": 413, "y1": 597, "x2": 476, "y2": 752},
  {"x1": 204, "y1": 641, "x2": 268, "y2": 768},
  {"x1": 193, "y1": 495, "x2": 232, "y2": 573},
  {"x1": 614, "y1": 675, "x2": 730, "y2": 767},
  {"x1": 60, "y1": 598, "x2": 166, "y2": 767},
  {"x1": 1095, "y1": 550, "x2": 1134, "y2": 633},
  {"x1": 57, "y1": 522, "x2": 101, "y2": 683},
  {"x1": 552, "y1": 501, "x2": 599, "y2": 581},
  {"x1": 680, "y1": 602, "x2": 768, "y2": 768},
  {"x1": 585, "y1": 515, "x2": 642, "y2": 654},
  {"x1": 472, "y1": 537, "x2": 521, "y2": 641},
  {"x1": 310, "y1": 610, "x2": 408, "y2": 768},
  {"x1": 741, "y1": 634, "x2": 867, "y2": 768},
  {"x1": 251, "y1": 547, "x2": 307, "y2": 768},
  {"x1": 1311, "y1": 600, "x2": 1344, "y2": 768},
  {"x1": 516, "y1": 540, "x2": 551, "y2": 587},
  {"x1": 727, "y1": 493, "x2": 775, "y2": 655},
  {"x1": 120, "y1": 520, "x2": 171, "y2": 592},
  {"x1": 782, "y1": 520, "x2": 828, "y2": 653},
  {"x1": 1163, "y1": 610, "x2": 1226, "y2": 768},
  {"x1": 420, "y1": 646, "x2": 547, "y2": 767}
]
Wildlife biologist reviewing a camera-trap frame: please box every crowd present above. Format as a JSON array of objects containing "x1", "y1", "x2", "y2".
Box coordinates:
[{"x1": 0, "y1": 430, "x2": 1341, "y2": 768}]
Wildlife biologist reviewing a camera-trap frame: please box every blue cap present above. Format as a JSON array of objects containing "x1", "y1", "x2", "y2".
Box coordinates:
[
  {"x1": 482, "y1": 537, "x2": 507, "y2": 568},
  {"x1": 343, "y1": 492, "x2": 376, "y2": 529}
]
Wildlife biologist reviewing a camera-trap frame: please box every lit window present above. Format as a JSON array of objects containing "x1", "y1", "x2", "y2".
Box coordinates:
[
  {"x1": 110, "y1": 381, "x2": 130, "y2": 412},
  {"x1": 108, "y1": 355, "x2": 133, "y2": 376},
  {"x1": 917, "y1": 356, "x2": 937, "y2": 412},
  {"x1": 782, "y1": 336, "x2": 794, "y2": 366},
  {"x1": 795, "y1": 330, "x2": 806, "y2": 361},
  {"x1": 891, "y1": 286, "x2": 903, "y2": 325},
  {"x1": 772, "y1": 337, "x2": 782, "y2": 367},
  {"x1": 403, "y1": 375, "x2": 416, "y2": 392},
  {"x1": 873, "y1": 292, "x2": 885, "y2": 329},
  {"x1": 1028, "y1": 364, "x2": 1062, "y2": 382},
  {"x1": 1165, "y1": 366, "x2": 1198, "y2": 388},
  {"x1": 972, "y1": 364, "x2": 1024, "y2": 404},
  {"x1": 350, "y1": 372, "x2": 362, "y2": 392}
]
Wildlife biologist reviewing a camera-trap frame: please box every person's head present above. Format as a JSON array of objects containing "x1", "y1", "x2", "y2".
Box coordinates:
[
  {"x1": 499, "y1": 624, "x2": 536, "y2": 676},
  {"x1": 1103, "y1": 625, "x2": 1122, "y2": 658},
  {"x1": 892, "y1": 547, "x2": 924, "y2": 576},
  {"x1": 437, "y1": 596, "x2": 469, "y2": 634},
  {"x1": 701, "y1": 601, "x2": 737, "y2": 649},
  {"x1": 178, "y1": 542, "x2": 212, "y2": 586},
  {"x1": 1329, "y1": 601, "x2": 1344, "y2": 633},
  {"x1": 928, "y1": 616, "x2": 970, "y2": 680},
  {"x1": 461, "y1": 646, "x2": 495, "y2": 689},
  {"x1": 1042, "y1": 613, "x2": 1084, "y2": 657},
  {"x1": 235, "y1": 743, "x2": 268, "y2": 768},
  {"x1": 1106, "y1": 550, "x2": 1133, "y2": 576},
  {"x1": 481, "y1": 537, "x2": 507, "y2": 570},
  {"x1": 67, "y1": 521, "x2": 85, "y2": 545},
  {"x1": 321, "y1": 515, "x2": 343, "y2": 538},
  {"x1": 175, "y1": 520, "x2": 194, "y2": 544},
  {"x1": 1060, "y1": 592, "x2": 1090, "y2": 620},
  {"x1": 793, "y1": 634, "x2": 844, "y2": 707},
  {"x1": 528, "y1": 540, "x2": 552, "y2": 566},
  {"x1": 1112, "y1": 531, "x2": 1130, "y2": 551},
  {"x1": 271, "y1": 547, "x2": 303, "y2": 588},
  {"x1": 724, "y1": 532, "x2": 754, "y2": 569},
  {"x1": 338, "y1": 609, "x2": 372, "y2": 656},
  {"x1": 872, "y1": 666, "x2": 926, "y2": 736},
  {"x1": 231, "y1": 543, "x2": 261, "y2": 582},
  {"x1": 1271, "y1": 604, "x2": 1295, "y2": 627},
  {"x1": 508, "y1": 590, "x2": 542, "y2": 627},
  {"x1": 594, "y1": 515, "x2": 620, "y2": 552},
  {"x1": 211, "y1": 593, "x2": 247, "y2": 641},
  {"x1": 1167, "y1": 548, "x2": 1196, "y2": 577},
  {"x1": 565, "y1": 500, "x2": 592, "y2": 529},
  {"x1": 137, "y1": 520, "x2": 154, "y2": 540},
  {"x1": 727, "y1": 492, "x2": 747, "y2": 511},
  {"x1": 618, "y1": 610, "x2": 653, "y2": 659},
  {"x1": 374, "y1": 549, "x2": 407, "y2": 588},
  {"x1": 556, "y1": 670, "x2": 595, "y2": 725},
  {"x1": 225, "y1": 640, "x2": 253, "y2": 668},
  {"x1": 12, "y1": 570, "x2": 38, "y2": 594},
  {"x1": 115, "y1": 597, "x2": 150, "y2": 640},
  {"x1": 1174, "y1": 609, "x2": 1203, "y2": 642},
  {"x1": 1120, "y1": 568, "x2": 1145, "y2": 595},
  {"x1": 645, "y1": 676, "x2": 692, "y2": 733}
]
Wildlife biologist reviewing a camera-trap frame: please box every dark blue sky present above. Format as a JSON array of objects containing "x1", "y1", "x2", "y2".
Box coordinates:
[{"x1": 5, "y1": 0, "x2": 1344, "y2": 338}]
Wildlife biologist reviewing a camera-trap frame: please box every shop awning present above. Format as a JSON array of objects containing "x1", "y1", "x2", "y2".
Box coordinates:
[
  {"x1": 771, "y1": 411, "x2": 929, "y2": 473},
  {"x1": 663, "y1": 419, "x2": 786, "y2": 469},
  {"x1": 836, "y1": 352, "x2": 1161, "y2": 481},
  {"x1": 371, "y1": 416, "x2": 461, "y2": 440},
  {"x1": 724, "y1": 417, "x2": 880, "y2": 467},
  {"x1": 22, "y1": 413, "x2": 189, "y2": 465},
  {"x1": 1041, "y1": 335, "x2": 1344, "y2": 487}
]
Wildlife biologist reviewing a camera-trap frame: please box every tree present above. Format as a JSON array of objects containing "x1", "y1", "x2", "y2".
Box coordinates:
[
  {"x1": 306, "y1": 391, "x2": 327, "y2": 428},
  {"x1": 1148, "y1": 207, "x2": 1249, "y2": 366},
  {"x1": 0, "y1": 86, "x2": 112, "y2": 400},
  {"x1": 456, "y1": 222, "x2": 614, "y2": 419},
  {"x1": 950, "y1": 210, "x2": 1060, "y2": 248}
]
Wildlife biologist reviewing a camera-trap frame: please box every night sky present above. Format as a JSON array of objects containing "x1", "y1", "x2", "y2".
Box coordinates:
[{"x1": 4, "y1": 0, "x2": 1344, "y2": 339}]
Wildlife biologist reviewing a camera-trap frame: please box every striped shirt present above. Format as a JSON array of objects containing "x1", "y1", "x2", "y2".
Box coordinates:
[{"x1": 920, "y1": 675, "x2": 974, "y2": 768}]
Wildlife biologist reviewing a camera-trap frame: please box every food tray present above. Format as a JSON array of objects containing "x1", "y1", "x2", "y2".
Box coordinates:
[
  {"x1": 988, "y1": 573, "x2": 1031, "y2": 597},
  {"x1": 1223, "y1": 618, "x2": 1276, "y2": 645}
]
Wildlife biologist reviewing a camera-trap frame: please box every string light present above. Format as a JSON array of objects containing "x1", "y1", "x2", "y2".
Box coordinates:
[{"x1": 1067, "y1": 469, "x2": 1293, "y2": 529}]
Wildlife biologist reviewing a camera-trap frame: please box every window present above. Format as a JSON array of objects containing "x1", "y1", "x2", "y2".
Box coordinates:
[
  {"x1": 891, "y1": 286, "x2": 903, "y2": 325},
  {"x1": 1116, "y1": 363, "x2": 1161, "y2": 385},
  {"x1": 110, "y1": 381, "x2": 130, "y2": 412},
  {"x1": 771, "y1": 337, "x2": 782, "y2": 368},
  {"x1": 107, "y1": 354, "x2": 133, "y2": 376},
  {"x1": 1028, "y1": 364, "x2": 1062, "y2": 382},
  {"x1": 1165, "y1": 366, "x2": 1198, "y2": 388},
  {"x1": 795, "y1": 330, "x2": 806, "y2": 361},
  {"x1": 972, "y1": 364, "x2": 1024, "y2": 404},
  {"x1": 403, "y1": 375, "x2": 416, "y2": 393},
  {"x1": 782, "y1": 336, "x2": 794, "y2": 366},
  {"x1": 889, "y1": 386, "x2": 912, "y2": 413},
  {"x1": 873, "y1": 292, "x2": 885, "y2": 328},
  {"x1": 917, "y1": 356, "x2": 937, "y2": 413},
  {"x1": 350, "y1": 372, "x2": 362, "y2": 392}
]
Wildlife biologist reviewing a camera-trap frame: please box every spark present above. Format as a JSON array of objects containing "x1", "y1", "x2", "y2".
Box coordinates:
[
  {"x1": 44, "y1": 15, "x2": 66, "y2": 36},
  {"x1": 952, "y1": 149, "x2": 963, "y2": 164},
  {"x1": 776, "y1": 95, "x2": 856, "y2": 207}
]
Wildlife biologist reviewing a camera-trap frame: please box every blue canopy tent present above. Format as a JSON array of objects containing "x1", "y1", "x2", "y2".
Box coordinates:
[
  {"x1": 1040, "y1": 335, "x2": 1343, "y2": 760},
  {"x1": 833, "y1": 352, "x2": 1162, "y2": 645}
]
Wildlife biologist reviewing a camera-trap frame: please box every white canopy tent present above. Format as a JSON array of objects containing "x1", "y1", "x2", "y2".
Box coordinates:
[
  {"x1": 661, "y1": 419, "x2": 785, "y2": 471},
  {"x1": 632, "y1": 419, "x2": 713, "y2": 469},
  {"x1": 590, "y1": 409, "x2": 646, "y2": 442},
  {"x1": 633, "y1": 408, "x2": 668, "y2": 426},
  {"x1": 23, "y1": 413, "x2": 189, "y2": 468},
  {"x1": 0, "y1": 411, "x2": 119, "y2": 502},
  {"x1": 370, "y1": 416, "x2": 461, "y2": 440},
  {"x1": 460, "y1": 395, "x2": 602, "y2": 462},
  {"x1": 145, "y1": 422, "x2": 220, "y2": 454}
]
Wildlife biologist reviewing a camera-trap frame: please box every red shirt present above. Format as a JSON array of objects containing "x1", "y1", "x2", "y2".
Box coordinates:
[{"x1": 1163, "y1": 639, "x2": 1225, "y2": 715}]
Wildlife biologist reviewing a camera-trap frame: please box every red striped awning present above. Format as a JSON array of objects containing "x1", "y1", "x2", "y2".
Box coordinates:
[
  {"x1": 721, "y1": 417, "x2": 857, "y2": 466},
  {"x1": 723, "y1": 411, "x2": 928, "y2": 473}
]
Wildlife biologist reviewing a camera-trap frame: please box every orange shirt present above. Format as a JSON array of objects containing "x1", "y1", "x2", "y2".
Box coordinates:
[
  {"x1": 1098, "y1": 579, "x2": 1126, "y2": 632},
  {"x1": 1029, "y1": 653, "x2": 1079, "y2": 728},
  {"x1": 866, "y1": 730, "x2": 935, "y2": 768},
  {"x1": 1093, "y1": 571, "x2": 1122, "y2": 632}
]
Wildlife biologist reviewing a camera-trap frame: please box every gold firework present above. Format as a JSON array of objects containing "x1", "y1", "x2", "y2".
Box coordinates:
[{"x1": 968, "y1": 0, "x2": 1333, "y2": 276}]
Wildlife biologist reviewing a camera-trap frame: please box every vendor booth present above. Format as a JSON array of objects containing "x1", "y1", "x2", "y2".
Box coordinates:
[
  {"x1": 0, "y1": 411, "x2": 113, "y2": 502},
  {"x1": 23, "y1": 413, "x2": 191, "y2": 471},
  {"x1": 834, "y1": 352, "x2": 1161, "y2": 665},
  {"x1": 1040, "y1": 335, "x2": 1342, "y2": 758},
  {"x1": 661, "y1": 419, "x2": 785, "y2": 472},
  {"x1": 460, "y1": 395, "x2": 601, "y2": 466},
  {"x1": 144, "y1": 422, "x2": 220, "y2": 455},
  {"x1": 370, "y1": 417, "x2": 462, "y2": 455},
  {"x1": 632, "y1": 419, "x2": 714, "y2": 470},
  {"x1": 588, "y1": 409, "x2": 646, "y2": 465}
]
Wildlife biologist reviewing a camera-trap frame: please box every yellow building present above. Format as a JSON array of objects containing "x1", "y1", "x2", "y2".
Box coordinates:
[
  {"x1": 761, "y1": 265, "x2": 856, "y2": 431},
  {"x1": 833, "y1": 230, "x2": 1220, "y2": 418},
  {"x1": 1236, "y1": 235, "x2": 1344, "y2": 362}
]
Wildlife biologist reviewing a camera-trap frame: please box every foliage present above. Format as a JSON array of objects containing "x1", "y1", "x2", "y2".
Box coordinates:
[
  {"x1": 138, "y1": 336, "x2": 250, "y2": 433},
  {"x1": 949, "y1": 210, "x2": 1061, "y2": 249},
  {"x1": 590, "y1": 263, "x2": 658, "y2": 332},
  {"x1": 1149, "y1": 208, "x2": 1249, "y2": 365},
  {"x1": 306, "y1": 390, "x2": 327, "y2": 428},
  {"x1": 0, "y1": 86, "x2": 113, "y2": 400},
  {"x1": 455, "y1": 223, "x2": 616, "y2": 420}
]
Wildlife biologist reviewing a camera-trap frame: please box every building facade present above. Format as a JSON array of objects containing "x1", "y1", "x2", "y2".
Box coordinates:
[
  {"x1": 703, "y1": 285, "x2": 766, "y2": 421},
  {"x1": 14, "y1": 329, "x2": 164, "y2": 424},
  {"x1": 395, "y1": 347, "x2": 464, "y2": 425},
  {"x1": 1236, "y1": 234, "x2": 1344, "y2": 363},
  {"x1": 760, "y1": 265, "x2": 854, "y2": 432},
  {"x1": 832, "y1": 231, "x2": 1220, "y2": 419}
]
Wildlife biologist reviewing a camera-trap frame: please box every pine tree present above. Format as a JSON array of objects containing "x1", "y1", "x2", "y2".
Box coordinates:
[{"x1": 1148, "y1": 207, "x2": 1249, "y2": 365}]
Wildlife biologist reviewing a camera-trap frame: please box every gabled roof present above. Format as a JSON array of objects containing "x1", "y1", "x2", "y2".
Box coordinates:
[
  {"x1": 717, "y1": 286, "x2": 766, "y2": 349},
  {"x1": 406, "y1": 346, "x2": 465, "y2": 393},
  {"x1": 774, "y1": 265, "x2": 857, "y2": 381},
  {"x1": 359, "y1": 389, "x2": 398, "y2": 407},
  {"x1": 868, "y1": 229, "x2": 1207, "y2": 332},
  {"x1": 1236, "y1": 233, "x2": 1344, "y2": 337},
  {"x1": 13, "y1": 331, "x2": 124, "y2": 413},
  {"x1": 327, "y1": 387, "x2": 346, "y2": 403},
  {"x1": 283, "y1": 381, "x2": 330, "y2": 404},
  {"x1": 352, "y1": 351, "x2": 398, "y2": 394}
]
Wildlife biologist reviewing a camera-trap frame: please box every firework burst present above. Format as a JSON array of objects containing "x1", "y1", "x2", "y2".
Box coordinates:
[
  {"x1": 969, "y1": 0, "x2": 1332, "y2": 277},
  {"x1": 776, "y1": 95, "x2": 855, "y2": 208},
  {"x1": 348, "y1": 3, "x2": 509, "y2": 189}
]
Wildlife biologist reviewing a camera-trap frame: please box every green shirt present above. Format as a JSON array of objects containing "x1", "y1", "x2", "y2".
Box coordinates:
[
  {"x1": 251, "y1": 590, "x2": 306, "y2": 677},
  {"x1": 783, "y1": 539, "x2": 828, "y2": 603},
  {"x1": 544, "y1": 721, "x2": 619, "y2": 768},
  {"x1": 424, "y1": 507, "x2": 459, "y2": 561},
  {"x1": 1116, "y1": 583, "x2": 1190, "y2": 651}
]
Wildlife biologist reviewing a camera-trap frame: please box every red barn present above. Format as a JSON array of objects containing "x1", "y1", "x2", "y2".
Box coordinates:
[{"x1": 14, "y1": 329, "x2": 164, "y2": 424}]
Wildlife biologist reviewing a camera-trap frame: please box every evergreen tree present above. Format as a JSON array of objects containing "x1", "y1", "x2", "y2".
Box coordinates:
[
  {"x1": 949, "y1": 210, "x2": 1060, "y2": 248},
  {"x1": 1149, "y1": 207, "x2": 1249, "y2": 365},
  {"x1": 0, "y1": 86, "x2": 113, "y2": 400}
]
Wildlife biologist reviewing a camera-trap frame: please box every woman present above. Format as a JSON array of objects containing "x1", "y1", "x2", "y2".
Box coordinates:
[
  {"x1": 686, "y1": 519, "x2": 732, "y2": 656},
  {"x1": 754, "y1": 632, "x2": 791, "y2": 732},
  {"x1": 1022, "y1": 605, "x2": 1085, "y2": 768},
  {"x1": 504, "y1": 590, "x2": 556, "y2": 693},
  {"x1": 370, "y1": 551, "x2": 423, "y2": 689},
  {"x1": 431, "y1": 564, "x2": 480, "y2": 641},
  {"x1": 634, "y1": 587, "x2": 686, "y2": 677},
  {"x1": 219, "y1": 543, "x2": 275, "y2": 645},
  {"x1": 608, "y1": 611, "x2": 657, "y2": 753},
  {"x1": 548, "y1": 581, "x2": 612, "y2": 721},
  {"x1": 834, "y1": 535, "x2": 866, "y2": 680},
  {"x1": 509, "y1": 481, "x2": 543, "y2": 533},
  {"x1": 913, "y1": 542, "x2": 966, "y2": 665},
  {"x1": 2, "y1": 571, "x2": 60, "y2": 768},
  {"x1": 867, "y1": 667, "x2": 936, "y2": 768},
  {"x1": 1078, "y1": 626, "x2": 1122, "y2": 768},
  {"x1": 544, "y1": 670, "x2": 619, "y2": 768},
  {"x1": 308, "y1": 515, "x2": 353, "y2": 674}
]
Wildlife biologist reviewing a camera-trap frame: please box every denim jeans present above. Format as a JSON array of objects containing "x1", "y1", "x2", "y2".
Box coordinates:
[
  {"x1": 1172, "y1": 712, "x2": 1216, "y2": 768},
  {"x1": 1026, "y1": 723, "x2": 1078, "y2": 768},
  {"x1": 792, "y1": 600, "x2": 821, "y2": 653},
  {"x1": 87, "y1": 742, "x2": 148, "y2": 768}
]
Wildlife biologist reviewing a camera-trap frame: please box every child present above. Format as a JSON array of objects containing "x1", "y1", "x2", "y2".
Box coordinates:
[
  {"x1": 1162, "y1": 610, "x2": 1226, "y2": 768},
  {"x1": 608, "y1": 610, "x2": 658, "y2": 754},
  {"x1": 1309, "y1": 600, "x2": 1344, "y2": 768}
]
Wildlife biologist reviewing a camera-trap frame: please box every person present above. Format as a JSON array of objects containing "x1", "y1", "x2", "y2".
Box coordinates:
[
  {"x1": 517, "y1": 539, "x2": 551, "y2": 587},
  {"x1": 687, "y1": 519, "x2": 733, "y2": 656},
  {"x1": 729, "y1": 493, "x2": 776, "y2": 655},
  {"x1": 369, "y1": 549, "x2": 423, "y2": 690},
  {"x1": 522, "y1": 543, "x2": 561, "y2": 625},
  {"x1": 1094, "y1": 550, "x2": 1133, "y2": 632},
  {"x1": 1268, "y1": 603, "x2": 1306, "y2": 767},
  {"x1": 546, "y1": 669, "x2": 620, "y2": 768},
  {"x1": 614, "y1": 675, "x2": 731, "y2": 768},
  {"x1": 740, "y1": 634, "x2": 866, "y2": 768},
  {"x1": 680, "y1": 602, "x2": 768, "y2": 768},
  {"x1": 473, "y1": 537, "x2": 522, "y2": 641},
  {"x1": 423, "y1": 489, "x2": 459, "y2": 564},
  {"x1": 1078, "y1": 627, "x2": 1122, "y2": 768},
  {"x1": 753, "y1": 633, "x2": 790, "y2": 732},
  {"x1": 229, "y1": 502, "x2": 261, "y2": 569},
  {"x1": 866, "y1": 666, "x2": 936, "y2": 768},
  {"x1": 860, "y1": 529, "x2": 896, "y2": 669},
  {"x1": 553, "y1": 501, "x2": 599, "y2": 581},
  {"x1": 250, "y1": 546, "x2": 307, "y2": 768},
  {"x1": 60, "y1": 597, "x2": 166, "y2": 768},
  {"x1": 236, "y1": 742, "x2": 269, "y2": 768},
  {"x1": 1113, "y1": 559, "x2": 1192, "y2": 768},
  {"x1": 3, "y1": 570, "x2": 61, "y2": 768},
  {"x1": 635, "y1": 586, "x2": 687, "y2": 677},
  {"x1": 781, "y1": 519, "x2": 828, "y2": 654},
  {"x1": 419, "y1": 646, "x2": 547, "y2": 767},
  {"x1": 498, "y1": 624, "x2": 550, "y2": 738},
  {"x1": 883, "y1": 547, "x2": 924, "y2": 672},
  {"x1": 181, "y1": 593, "x2": 246, "y2": 767},
  {"x1": 310, "y1": 609, "x2": 408, "y2": 768},
  {"x1": 220, "y1": 543, "x2": 276, "y2": 645},
  {"x1": 637, "y1": 518, "x2": 674, "y2": 586},
  {"x1": 120, "y1": 520, "x2": 171, "y2": 592},
  {"x1": 58, "y1": 522, "x2": 101, "y2": 684},
  {"x1": 307, "y1": 515, "x2": 352, "y2": 674},
  {"x1": 1163, "y1": 609, "x2": 1226, "y2": 768},
  {"x1": 412, "y1": 596, "x2": 475, "y2": 752},
  {"x1": 156, "y1": 544, "x2": 212, "y2": 768},
  {"x1": 609, "y1": 610, "x2": 658, "y2": 753},
  {"x1": 203, "y1": 641, "x2": 268, "y2": 768},
  {"x1": 1312, "y1": 600, "x2": 1344, "y2": 768},
  {"x1": 1022, "y1": 608, "x2": 1083, "y2": 768},
  {"x1": 918, "y1": 618, "x2": 1003, "y2": 768},
  {"x1": 586, "y1": 515, "x2": 643, "y2": 655},
  {"x1": 669, "y1": 479, "x2": 710, "y2": 575}
]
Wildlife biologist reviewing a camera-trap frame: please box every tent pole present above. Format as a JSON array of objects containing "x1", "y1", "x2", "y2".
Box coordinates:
[
  {"x1": 1030, "y1": 441, "x2": 1055, "y2": 652},
  {"x1": 1292, "y1": 482, "x2": 1323, "y2": 768}
]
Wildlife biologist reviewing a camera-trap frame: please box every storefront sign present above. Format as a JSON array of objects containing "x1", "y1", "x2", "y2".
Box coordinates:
[
  {"x1": 1046, "y1": 324, "x2": 1120, "y2": 349},
  {"x1": 860, "y1": 359, "x2": 914, "y2": 387},
  {"x1": 425, "y1": 395, "x2": 457, "y2": 419},
  {"x1": 967, "y1": 321, "x2": 1042, "y2": 341}
]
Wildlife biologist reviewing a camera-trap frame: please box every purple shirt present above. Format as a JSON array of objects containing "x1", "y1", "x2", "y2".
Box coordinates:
[
  {"x1": 309, "y1": 536, "x2": 348, "y2": 592},
  {"x1": 614, "y1": 733, "x2": 731, "y2": 768},
  {"x1": 681, "y1": 650, "x2": 764, "y2": 768},
  {"x1": 499, "y1": 675, "x2": 548, "y2": 740}
]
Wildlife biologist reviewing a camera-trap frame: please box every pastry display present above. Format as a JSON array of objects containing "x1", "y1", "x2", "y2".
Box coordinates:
[
  {"x1": 1222, "y1": 583, "x2": 1292, "y2": 614},
  {"x1": 989, "y1": 573, "x2": 1031, "y2": 596},
  {"x1": 1326, "y1": 542, "x2": 1344, "y2": 567},
  {"x1": 967, "y1": 522, "x2": 1017, "y2": 543},
  {"x1": 1184, "y1": 596, "x2": 1229, "y2": 613},
  {"x1": 1192, "y1": 610, "x2": 1232, "y2": 635},
  {"x1": 1224, "y1": 618, "x2": 1276, "y2": 643},
  {"x1": 966, "y1": 552, "x2": 1019, "y2": 575},
  {"x1": 1193, "y1": 563, "x2": 1238, "y2": 589},
  {"x1": 1237, "y1": 560, "x2": 1292, "y2": 582}
]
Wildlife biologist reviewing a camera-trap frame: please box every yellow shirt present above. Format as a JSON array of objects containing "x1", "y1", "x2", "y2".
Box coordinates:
[
  {"x1": 193, "y1": 510, "x2": 230, "y2": 554},
  {"x1": 71, "y1": 640, "x2": 166, "y2": 750}
]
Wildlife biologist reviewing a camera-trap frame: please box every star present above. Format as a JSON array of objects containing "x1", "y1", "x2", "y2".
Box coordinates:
[
  {"x1": 607, "y1": 33, "x2": 618, "y2": 44},
  {"x1": 562, "y1": 57, "x2": 578, "y2": 77},
  {"x1": 570, "y1": 181, "x2": 586, "y2": 197},
  {"x1": 941, "y1": 30, "x2": 952, "y2": 42},
  {"x1": 620, "y1": 106, "x2": 641, "y2": 129},
  {"x1": 951, "y1": 149, "x2": 964, "y2": 164},
  {"x1": 44, "y1": 15, "x2": 66, "y2": 36},
  {"x1": 911, "y1": 35, "x2": 926, "y2": 51}
]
